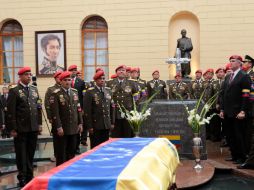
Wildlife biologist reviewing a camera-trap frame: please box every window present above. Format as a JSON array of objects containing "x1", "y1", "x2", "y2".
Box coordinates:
[
  {"x1": 0, "y1": 20, "x2": 23, "y2": 84},
  {"x1": 82, "y1": 16, "x2": 108, "y2": 81}
]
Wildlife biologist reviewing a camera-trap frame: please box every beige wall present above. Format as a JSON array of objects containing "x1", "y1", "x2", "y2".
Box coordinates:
[{"x1": 1, "y1": 0, "x2": 254, "y2": 132}]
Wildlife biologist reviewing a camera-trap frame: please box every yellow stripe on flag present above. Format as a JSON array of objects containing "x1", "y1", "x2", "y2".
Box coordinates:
[
  {"x1": 159, "y1": 135, "x2": 180, "y2": 140},
  {"x1": 116, "y1": 138, "x2": 179, "y2": 190}
]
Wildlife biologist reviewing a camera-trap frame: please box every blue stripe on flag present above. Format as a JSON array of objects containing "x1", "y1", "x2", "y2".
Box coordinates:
[{"x1": 48, "y1": 138, "x2": 156, "y2": 190}]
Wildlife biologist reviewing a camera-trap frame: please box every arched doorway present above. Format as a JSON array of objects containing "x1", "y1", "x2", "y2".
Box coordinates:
[{"x1": 168, "y1": 11, "x2": 200, "y2": 79}]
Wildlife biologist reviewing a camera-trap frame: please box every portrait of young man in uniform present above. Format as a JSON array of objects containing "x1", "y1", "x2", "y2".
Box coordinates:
[{"x1": 35, "y1": 31, "x2": 66, "y2": 76}]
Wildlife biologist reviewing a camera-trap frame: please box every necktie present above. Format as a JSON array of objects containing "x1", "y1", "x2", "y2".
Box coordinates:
[
  {"x1": 100, "y1": 87, "x2": 104, "y2": 97},
  {"x1": 229, "y1": 73, "x2": 234, "y2": 83},
  {"x1": 24, "y1": 86, "x2": 29, "y2": 96},
  {"x1": 155, "y1": 80, "x2": 159, "y2": 87}
]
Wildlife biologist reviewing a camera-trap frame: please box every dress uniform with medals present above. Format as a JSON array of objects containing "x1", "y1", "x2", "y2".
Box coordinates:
[
  {"x1": 147, "y1": 70, "x2": 167, "y2": 99},
  {"x1": 190, "y1": 70, "x2": 204, "y2": 99},
  {"x1": 68, "y1": 65, "x2": 89, "y2": 149},
  {"x1": 106, "y1": 65, "x2": 139, "y2": 138},
  {"x1": 50, "y1": 71, "x2": 83, "y2": 166},
  {"x1": 6, "y1": 67, "x2": 42, "y2": 187},
  {"x1": 44, "y1": 71, "x2": 62, "y2": 159},
  {"x1": 83, "y1": 71, "x2": 115, "y2": 148},
  {"x1": 168, "y1": 73, "x2": 190, "y2": 100}
]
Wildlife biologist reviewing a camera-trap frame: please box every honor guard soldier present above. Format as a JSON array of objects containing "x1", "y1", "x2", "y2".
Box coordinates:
[
  {"x1": 50, "y1": 71, "x2": 83, "y2": 166},
  {"x1": 68, "y1": 65, "x2": 89, "y2": 150},
  {"x1": 168, "y1": 73, "x2": 190, "y2": 100},
  {"x1": 6, "y1": 67, "x2": 42, "y2": 187},
  {"x1": 190, "y1": 70, "x2": 204, "y2": 99},
  {"x1": 147, "y1": 70, "x2": 167, "y2": 99},
  {"x1": 44, "y1": 71, "x2": 62, "y2": 161},
  {"x1": 130, "y1": 67, "x2": 147, "y2": 101},
  {"x1": 83, "y1": 71, "x2": 115, "y2": 148},
  {"x1": 89, "y1": 67, "x2": 104, "y2": 87},
  {"x1": 106, "y1": 65, "x2": 139, "y2": 137},
  {"x1": 202, "y1": 68, "x2": 217, "y2": 140}
]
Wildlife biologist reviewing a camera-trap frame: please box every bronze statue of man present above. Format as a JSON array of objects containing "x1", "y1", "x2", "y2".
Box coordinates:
[{"x1": 177, "y1": 29, "x2": 193, "y2": 78}]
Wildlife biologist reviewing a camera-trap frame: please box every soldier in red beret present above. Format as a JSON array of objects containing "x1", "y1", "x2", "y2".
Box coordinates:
[
  {"x1": 130, "y1": 68, "x2": 147, "y2": 102},
  {"x1": 49, "y1": 71, "x2": 83, "y2": 166},
  {"x1": 147, "y1": 70, "x2": 167, "y2": 99},
  {"x1": 44, "y1": 71, "x2": 63, "y2": 162},
  {"x1": 83, "y1": 71, "x2": 115, "y2": 148},
  {"x1": 106, "y1": 65, "x2": 139, "y2": 138},
  {"x1": 190, "y1": 69, "x2": 204, "y2": 99},
  {"x1": 126, "y1": 66, "x2": 131, "y2": 79},
  {"x1": 68, "y1": 65, "x2": 89, "y2": 149},
  {"x1": 6, "y1": 67, "x2": 42, "y2": 187},
  {"x1": 168, "y1": 73, "x2": 190, "y2": 100}
]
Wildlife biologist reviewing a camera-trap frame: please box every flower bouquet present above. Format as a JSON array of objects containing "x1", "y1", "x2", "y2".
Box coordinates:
[{"x1": 118, "y1": 91, "x2": 158, "y2": 137}]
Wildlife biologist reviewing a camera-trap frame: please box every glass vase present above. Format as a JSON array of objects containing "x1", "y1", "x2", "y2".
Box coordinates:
[{"x1": 192, "y1": 133, "x2": 203, "y2": 170}]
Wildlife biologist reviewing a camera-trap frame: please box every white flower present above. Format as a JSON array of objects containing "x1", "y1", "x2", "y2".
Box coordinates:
[{"x1": 121, "y1": 112, "x2": 125, "y2": 118}]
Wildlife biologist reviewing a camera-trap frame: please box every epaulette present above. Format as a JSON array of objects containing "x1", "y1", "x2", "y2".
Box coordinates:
[
  {"x1": 30, "y1": 84, "x2": 37, "y2": 88},
  {"x1": 88, "y1": 87, "x2": 95, "y2": 91},
  {"x1": 105, "y1": 87, "x2": 111, "y2": 89},
  {"x1": 107, "y1": 79, "x2": 113, "y2": 81},
  {"x1": 53, "y1": 89, "x2": 60, "y2": 93},
  {"x1": 9, "y1": 85, "x2": 17, "y2": 89},
  {"x1": 129, "y1": 78, "x2": 137, "y2": 82},
  {"x1": 71, "y1": 88, "x2": 78, "y2": 92}
]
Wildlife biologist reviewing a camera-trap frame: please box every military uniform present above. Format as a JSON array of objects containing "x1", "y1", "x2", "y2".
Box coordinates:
[
  {"x1": 147, "y1": 79, "x2": 167, "y2": 99},
  {"x1": 83, "y1": 86, "x2": 115, "y2": 148},
  {"x1": 6, "y1": 83, "x2": 42, "y2": 184},
  {"x1": 106, "y1": 78, "x2": 139, "y2": 137},
  {"x1": 190, "y1": 79, "x2": 204, "y2": 99},
  {"x1": 202, "y1": 78, "x2": 217, "y2": 140},
  {"x1": 44, "y1": 83, "x2": 61, "y2": 157},
  {"x1": 39, "y1": 57, "x2": 64, "y2": 74},
  {"x1": 50, "y1": 87, "x2": 83, "y2": 166},
  {"x1": 168, "y1": 81, "x2": 190, "y2": 100}
]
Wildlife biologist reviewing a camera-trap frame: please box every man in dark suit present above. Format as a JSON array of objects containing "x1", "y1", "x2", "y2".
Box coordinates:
[
  {"x1": 147, "y1": 70, "x2": 167, "y2": 100},
  {"x1": 68, "y1": 65, "x2": 89, "y2": 150},
  {"x1": 220, "y1": 55, "x2": 251, "y2": 164},
  {"x1": 84, "y1": 71, "x2": 115, "y2": 148},
  {"x1": 106, "y1": 65, "x2": 139, "y2": 137},
  {"x1": 50, "y1": 71, "x2": 83, "y2": 166},
  {"x1": 6, "y1": 67, "x2": 42, "y2": 187},
  {"x1": 0, "y1": 86, "x2": 9, "y2": 138}
]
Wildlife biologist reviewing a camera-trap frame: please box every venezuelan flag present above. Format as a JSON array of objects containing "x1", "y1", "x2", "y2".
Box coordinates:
[
  {"x1": 159, "y1": 135, "x2": 181, "y2": 149},
  {"x1": 23, "y1": 138, "x2": 179, "y2": 190}
]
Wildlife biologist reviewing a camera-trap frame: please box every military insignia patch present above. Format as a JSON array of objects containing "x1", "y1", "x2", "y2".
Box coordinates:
[
  {"x1": 59, "y1": 95, "x2": 65, "y2": 105},
  {"x1": 32, "y1": 91, "x2": 38, "y2": 98},
  {"x1": 125, "y1": 86, "x2": 131, "y2": 93},
  {"x1": 19, "y1": 89, "x2": 25, "y2": 97}
]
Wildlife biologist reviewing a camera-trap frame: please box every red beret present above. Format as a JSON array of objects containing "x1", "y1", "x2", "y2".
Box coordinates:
[
  {"x1": 215, "y1": 67, "x2": 225, "y2": 74},
  {"x1": 53, "y1": 71, "x2": 63, "y2": 78},
  {"x1": 93, "y1": 71, "x2": 105, "y2": 80},
  {"x1": 175, "y1": 73, "x2": 182, "y2": 78},
  {"x1": 59, "y1": 71, "x2": 71, "y2": 80},
  {"x1": 229, "y1": 55, "x2": 243, "y2": 62},
  {"x1": 152, "y1": 70, "x2": 159, "y2": 75},
  {"x1": 126, "y1": 66, "x2": 131, "y2": 72},
  {"x1": 18, "y1": 67, "x2": 31, "y2": 75},
  {"x1": 68, "y1": 65, "x2": 77, "y2": 71},
  {"x1": 203, "y1": 68, "x2": 214, "y2": 75},
  {"x1": 115, "y1": 65, "x2": 126, "y2": 72},
  {"x1": 96, "y1": 67, "x2": 103, "y2": 73},
  {"x1": 195, "y1": 69, "x2": 202, "y2": 74},
  {"x1": 110, "y1": 74, "x2": 117, "y2": 79},
  {"x1": 131, "y1": 67, "x2": 139, "y2": 73}
]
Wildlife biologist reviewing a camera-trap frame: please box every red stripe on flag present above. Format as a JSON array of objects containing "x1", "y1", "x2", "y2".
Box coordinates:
[{"x1": 23, "y1": 138, "x2": 120, "y2": 190}]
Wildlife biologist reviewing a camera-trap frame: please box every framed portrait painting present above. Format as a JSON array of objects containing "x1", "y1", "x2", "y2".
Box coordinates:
[{"x1": 35, "y1": 30, "x2": 66, "y2": 77}]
